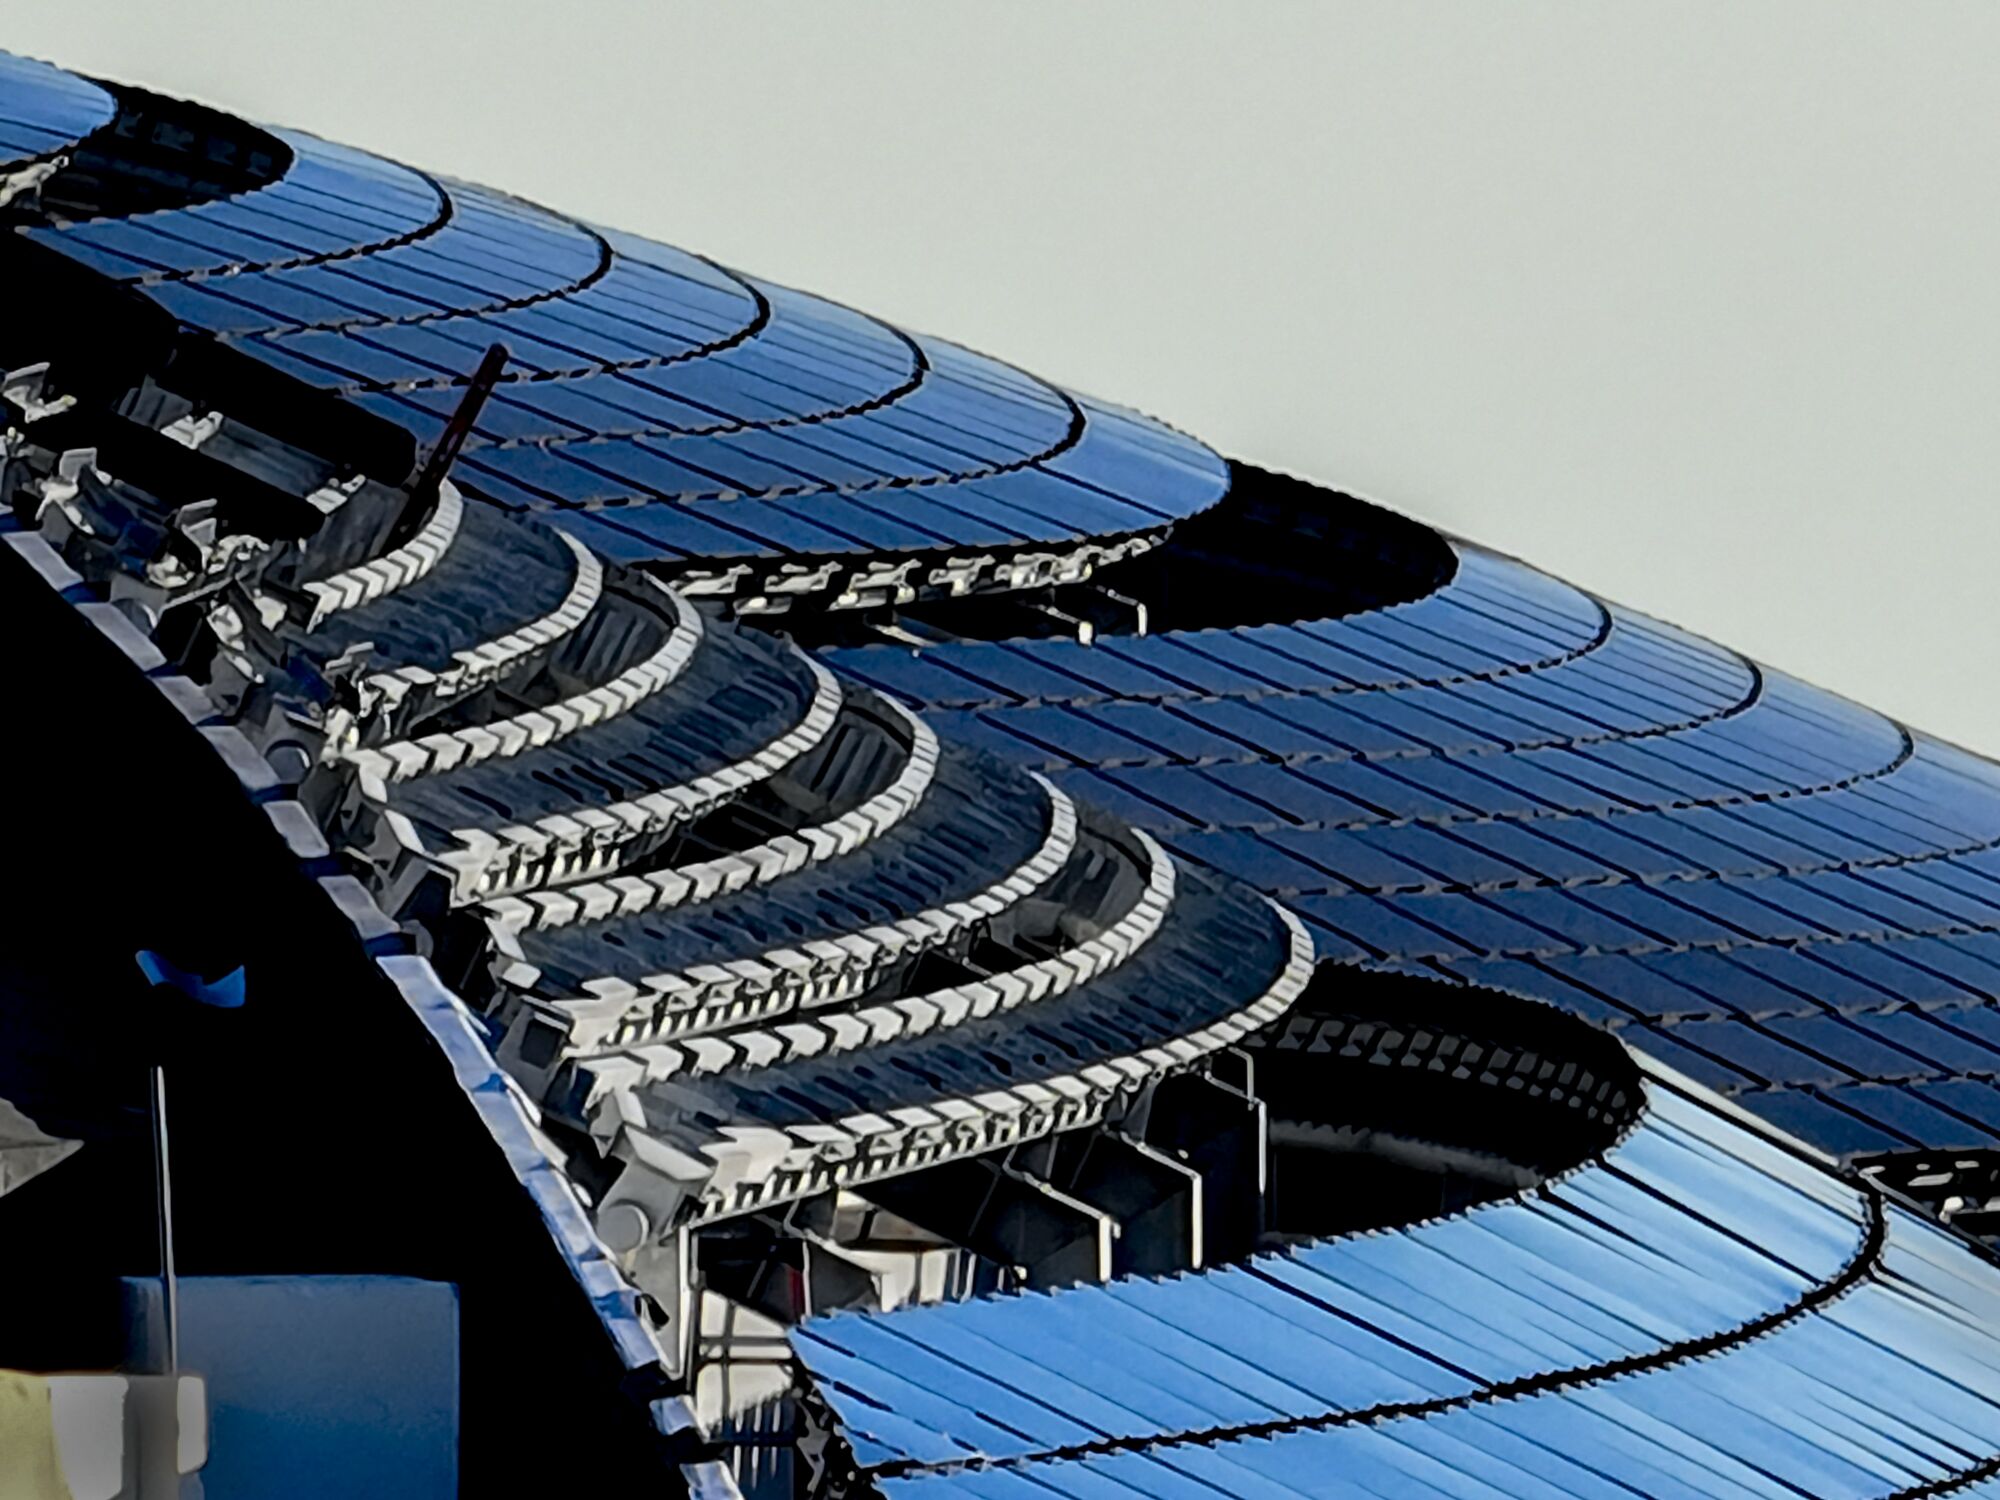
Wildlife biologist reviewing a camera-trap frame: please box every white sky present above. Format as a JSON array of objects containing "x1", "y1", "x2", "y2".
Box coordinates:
[{"x1": 15, "y1": 4, "x2": 2000, "y2": 752}]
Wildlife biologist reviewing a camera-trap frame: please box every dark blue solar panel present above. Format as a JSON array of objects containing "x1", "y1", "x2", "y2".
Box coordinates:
[
  {"x1": 32, "y1": 40, "x2": 2000, "y2": 1175},
  {"x1": 1912, "y1": 1077, "x2": 2000, "y2": 1131},
  {"x1": 1825, "y1": 1081, "x2": 1998, "y2": 1147},
  {"x1": 28, "y1": 133, "x2": 444, "y2": 294},
  {"x1": 1664, "y1": 1018, "x2": 1849, "y2": 1088},
  {"x1": 801, "y1": 1086, "x2": 1973, "y2": 1497},
  {"x1": 1630, "y1": 1024, "x2": 1763, "y2": 1091},
  {"x1": 1852, "y1": 1007, "x2": 2000, "y2": 1075},
  {"x1": 535, "y1": 505, "x2": 718, "y2": 563},
  {"x1": 836, "y1": 534, "x2": 2000, "y2": 1169},
  {"x1": 0, "y1": 52, "x2": 115, "y2": 167}
]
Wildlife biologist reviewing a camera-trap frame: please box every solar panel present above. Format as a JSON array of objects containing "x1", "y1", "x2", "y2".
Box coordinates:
[
  {"x1": 0, "y1": 51, "x2": 115, "y2": 168},
  {"x1": 14, "y1": 97, "x2": 1226, "y2": 585},
  {"x1": 797, "y1": 1082, "x2": 1954, "y2": 1497},
  {"x1": 23, "y1": 44, "x2": 2000, "y2": 1495}
]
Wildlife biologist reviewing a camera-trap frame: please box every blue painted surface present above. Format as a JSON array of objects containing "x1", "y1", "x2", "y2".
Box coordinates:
[
  {"x1": 124, "y1": 1276, "x2": 458, "y2": 1499},
  {"x1": 134, "y1": 951, "x2": 246, "y2": 1008},
  {"x1": 0, "y1": 51, "x2": 113, "y2": 167}
]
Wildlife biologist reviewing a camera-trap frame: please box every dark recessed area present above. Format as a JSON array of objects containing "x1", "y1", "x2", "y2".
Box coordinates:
[
  {"x1": 1247, "y1": 966, "x2": 1643, "y2": 1243},
  {"x1": 772, "y1": 461, "x2": 1455, "y2": 650}
]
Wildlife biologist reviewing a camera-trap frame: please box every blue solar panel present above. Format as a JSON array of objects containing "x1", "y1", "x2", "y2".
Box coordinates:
[
  {"x1": 146, "y1": 187, "x2": 1229, "y2": 563},
  {"x1": 11, "y1": 100, "x2": 1227, "y2": 568},
  {"x1": 1665, "y1": 1018, "x2": 1849, "y2": 1088},
  {"x1": 1857, "y1": 1005, "x2": 2000, "y2": 1072},
  {"x1": 800, "y1": 1084, "x2": 1948, "y2": 1497},
  {"x1": 844, "y1": 540, "x2": 2000, "y2": 1128},
  {"x1": 27, "y1": 134, "x2": 443, "y2": 292},
  {"x1": 1827, "y1": 1080, "x2": 1998, "y2": 1147},
  {"x1": 0, "y1": 52, "x2": 115, "y2": 167},
  {"x1": 43, "y1": 44, "x2": 2000, "y2": 1495}
]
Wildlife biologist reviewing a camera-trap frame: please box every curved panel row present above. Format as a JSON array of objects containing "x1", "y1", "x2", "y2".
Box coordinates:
[
  {"x1": 828, "y1": 527, "x2": 2000, "y2": 1168},
  {"x1": 24, "y1": 42, "x2": 2000, "y2": 1496},
  {"x1": 6, "y1": 51, "x2": 1229, "y2": 605},
  {"x1": 0, "y1": 238, "x2": 1309, "y2": 1384},
  {"x1": 0, "y1": 51, "x2": 112, "y2": 171},
  {"x1": 800, "y1": 1055, "x2": 2000, "y2": 1500}
]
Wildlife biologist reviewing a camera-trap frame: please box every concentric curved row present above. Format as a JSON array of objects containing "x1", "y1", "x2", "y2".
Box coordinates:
[
  {"x1": 589, "y1": 890, "x2": 1312, "y2": 1231},
  {"x1": 27, "y1": 43, "x2": 2000, "y2": 1496},
  {"x1": 798, "y1": 1067, "x2": 2000, "y2": 1500},
  {"x1": 488, "y1": 757, "x2": 1077, "y2": 1052},
  {"x1": 0, "y1": 161, "x2": 1313, "y2": 1359},
  {"x1": 18, "y1": 99, "x2": 1231, "y2": 603},
  {"x1": 830, "y1": 528, "x2": 2000, "y2": 1169},
  {"x1": 26, "y1": 127, "x2": 443, "y2": 283},
  {"x1": 18, "y1": 41, "x2": 2000, "y2": 1178}
]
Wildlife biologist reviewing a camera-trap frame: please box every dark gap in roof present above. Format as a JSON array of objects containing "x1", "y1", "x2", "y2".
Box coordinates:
[
  {"x1": 1246, "y1": 965, "x2": 1643, "y2": 1246},
  {"x1": 1858, "y1": 1148, "x2": 2000, "y2": 1248},
  {"x1": 0, "y1": 231, "x2": 417, "y2": 485},
  {"x1": 775, "y1": 461, "x2": 1456, "y2": 650},
  {"x1": 23, "y1": 79, "x2": 291, "y2": 221},
  {"x1": 1102, "y1": 461, "x2": 1456, "y2": 633}
]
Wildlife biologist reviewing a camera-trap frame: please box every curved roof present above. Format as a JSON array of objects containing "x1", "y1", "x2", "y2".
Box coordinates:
[
  {"x1": 830, "y1": 528, "x2": 2000, "y2": 1167},
  {"x1": 0, "y1": 48, "x2": 1308, "y2": 1248},
  {"x1": 13, "y1": 44, "x2": 2000, "y2": 1499},
  {"x1": 19, "y1": 117, "x2": 1230, "y2": 596},
  {"x1": 805, "y1": 1064, "x2": 2000, "y2": 1498}
]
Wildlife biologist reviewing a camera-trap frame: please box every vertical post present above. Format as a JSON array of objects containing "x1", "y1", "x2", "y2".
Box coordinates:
[
  {"x1": 149, "y1": 1063, "x2": 177, "y2": 1374},
  {"x1": 411, "y1": 342, "x2": 508, "y2": 503}
]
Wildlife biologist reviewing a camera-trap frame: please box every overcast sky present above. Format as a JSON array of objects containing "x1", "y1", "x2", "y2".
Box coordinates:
[{"x1": 15, "y1": 4, "x2": 2000, "y2": 753}]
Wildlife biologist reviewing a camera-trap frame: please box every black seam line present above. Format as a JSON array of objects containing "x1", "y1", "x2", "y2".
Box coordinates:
[
  {"x1": 1407, "y1": 876, "x2": 2000, "y2": 969},
  {"x1": 547, "y1": 349, "x2": 1093, "y2": 508},
  {"x1": 1887, "y1": 1451, "x2": 2000, "y2": 1499},
  {"x1": 1403, "y1": 922, "x2": 2000, "y2": 1034},
  {"x1": 894, "y1": 595, "x2": 1617, "y2": 716},
  {"x1": 130, "y1": 163, "x2": 454, "y2": 287},
  {"x1": 291, "y1": 254, "x2": 774, "y2": 393},
  {"x1": 1429, "y1": 936, "x2": 2000, "y2": 1038},
  {"x1": 874, "y1": 554, "x2": 1634, "y2": 714},
  {"x1": 1017, "y1": 632, "x2": 1757, "y2": 785},
  {"x1": 505, "y1": 379, "x2": 1095, "y2": 510},
  {"x1": 1164, "y1": 719, "x2": 1918, "y2": 842},
  {"x1": 1517, "y1": 986, "x2": 1992, "y2": 1036},
  {"x1": 218, "y1": 221, "x2": 617, "y2": 338},
  {"x1": 1291, "y1": 733, "x2": 1963, "y2": 958},
  {"x1": 1010, "y1": 639, "x2": 1753, "y2": 770},
  {"x1": 1209, "y1": 590, "x2": 1674, "y2": 723},
  {"x1": 464, "y1": 319, "x2": 930, "y2": 454},
  {"x1": 1729, "y1": 1065, "x2": 2000, "y2": 1097},
  {"x1": 1273, "y1": 773, "x2": 1999, "y2": 903},
  {"x1": 867, "y1": 1192, "x2": 1888, "y2": 1483},
  {"x1": 1264, "y1": 728, "x2": 1984, "y2": 904}
]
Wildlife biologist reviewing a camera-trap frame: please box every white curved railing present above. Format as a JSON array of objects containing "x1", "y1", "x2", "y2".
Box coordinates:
[
  {"x1": 536, "y1": 778, "x2": 1080, "y2": 1057},
  {"x1": 495, "y1": 697, "x2": 939, "y2": 933},
  {"x1": 347, "y1": 581, "x2": 701, "y2": 785}
]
